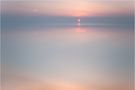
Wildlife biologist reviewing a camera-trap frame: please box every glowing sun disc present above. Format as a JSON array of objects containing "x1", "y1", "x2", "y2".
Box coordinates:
[{"x1": 77, "y1": 19, "x2": 80, "y2": 23}]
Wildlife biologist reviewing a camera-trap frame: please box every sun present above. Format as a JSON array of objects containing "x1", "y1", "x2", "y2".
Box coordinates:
[
  {"x1": 77, "y1": 18, "x2": 80, "y2": 23},
  {"x1": 77, "y1": 18, "x2": 81, "y2": 26}
]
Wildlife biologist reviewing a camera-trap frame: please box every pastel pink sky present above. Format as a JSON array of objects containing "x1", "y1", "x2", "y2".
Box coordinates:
[{"x1": 2, "y1": 0, "x2": 133, "y2": 16}]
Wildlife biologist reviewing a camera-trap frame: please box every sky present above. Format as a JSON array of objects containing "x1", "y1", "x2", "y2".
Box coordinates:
[
  {"x1": 2, "y1": 0, "x2": 133, "y2": 17},
  {"x1": 2, "y1": 0, "x2": 134, "y2": 28}
]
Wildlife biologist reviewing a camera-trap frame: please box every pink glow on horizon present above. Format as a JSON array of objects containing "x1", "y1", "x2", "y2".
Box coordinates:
[{"x1": 2, "y1": 0, "x2": 132, "y2": 17}]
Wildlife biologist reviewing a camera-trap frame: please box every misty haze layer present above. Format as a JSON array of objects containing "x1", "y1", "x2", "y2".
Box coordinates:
[{"x1": 1, "y1": 0, "x2": 134, "y2": 90}]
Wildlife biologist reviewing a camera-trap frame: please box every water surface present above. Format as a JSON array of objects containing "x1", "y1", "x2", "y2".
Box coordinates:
[{"x1": 2, "y1": 25, "x2": 134, "y2": 90}]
